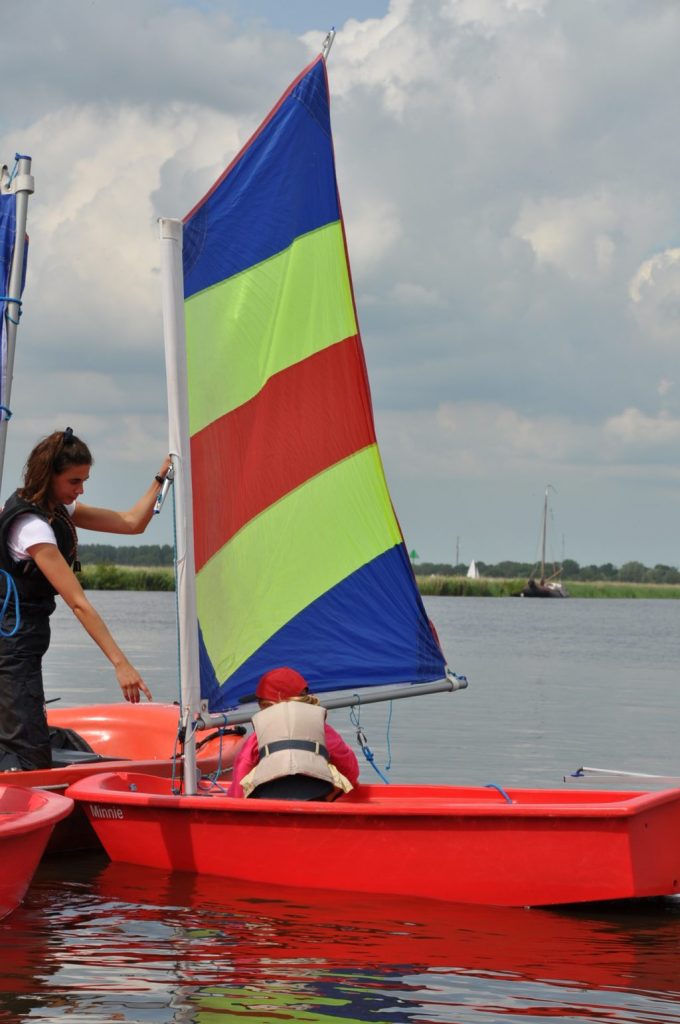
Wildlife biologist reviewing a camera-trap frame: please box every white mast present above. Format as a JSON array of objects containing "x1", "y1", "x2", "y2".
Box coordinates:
[
  {"x1": 159, "y1": 218, "x2": 199, "y2": 795},
  {"x1": 0, "y1": 155, "x2": 34, "y2": 494}
]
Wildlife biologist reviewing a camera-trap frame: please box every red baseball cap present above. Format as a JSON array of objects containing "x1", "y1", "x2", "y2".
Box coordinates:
[{"x1": 241, "y1": 666, "x2": 309, "y2": 704}]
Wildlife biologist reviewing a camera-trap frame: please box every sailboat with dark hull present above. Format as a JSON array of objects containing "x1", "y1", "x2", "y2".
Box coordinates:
[{"x1": 521, "y1": 486, "x2": 567, "y2": 598}]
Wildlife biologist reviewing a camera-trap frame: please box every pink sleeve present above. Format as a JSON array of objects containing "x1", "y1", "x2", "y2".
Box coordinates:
[
  {"x1": 226, "y1": 733, "x2": 259, "y2": 798},
  {"x1": 325, "y1": 724, "x2": 360, "y2": 786}
]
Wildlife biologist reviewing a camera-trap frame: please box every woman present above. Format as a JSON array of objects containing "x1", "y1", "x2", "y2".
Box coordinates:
[
  {"x1": 227, "y1": 666, "x2": 360, "y2": 800},
  {"x1": 0, "y1": 427, "x2": 170, "y2": 772}
]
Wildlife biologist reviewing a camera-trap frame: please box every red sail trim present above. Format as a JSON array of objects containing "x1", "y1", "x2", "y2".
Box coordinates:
[
  {"x1": 191, "y1": 335, "x2": 376, "y2": 572},
  {"x1": 183, "y1": 55, "x2": 324, "y2": 225}
]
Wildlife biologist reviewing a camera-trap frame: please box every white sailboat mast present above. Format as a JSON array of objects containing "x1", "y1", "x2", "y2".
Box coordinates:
[
  {"x1": 0, "y1": 155, "x2": 34, "y2": 494},
  {"x1": 159, "y1": 217, "x2": 199, "y2": 795}
]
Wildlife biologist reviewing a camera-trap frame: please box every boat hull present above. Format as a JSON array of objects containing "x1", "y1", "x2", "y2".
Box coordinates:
[
  {"x1": 520, "y1": 581, "x2": 568, "y2": 597},
  {"x1": 0, "y1": 786, "x2": 73, "y2": 919},
  {"x1": 1, "y1": 704, "x2": 244, "y2": 855},
  {"x1": 67, "y1": 773, "x2": 680, "y2": 907}
]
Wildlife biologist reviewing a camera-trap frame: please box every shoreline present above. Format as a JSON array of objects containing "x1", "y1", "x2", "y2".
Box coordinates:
[
  {"x1": 416, "y1": 575, "x2": 680, "y2": 599},
  {"x1": 77, "y1": 565, "x2": 680, "y2": 599}
]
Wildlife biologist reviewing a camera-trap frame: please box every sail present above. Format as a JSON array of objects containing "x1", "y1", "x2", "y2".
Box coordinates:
[
  {"x1": 466, "y1": 561, "x2": 479, "y2": 579},
  {"x1": 182, "y1": 56, "x2": 447, "y2": 710},
  {"x1": 0, "y1": 162, "x2": 31, "y2": 493},
  {"x1": 0, "y1": 192, "x2": 18, "y2": 424}
]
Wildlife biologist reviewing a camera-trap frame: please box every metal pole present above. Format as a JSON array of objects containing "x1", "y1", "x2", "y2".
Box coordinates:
[
  {"x1": 159, "y1": 217, "x2": 199, "y2": 795},
  {"x1": 0, "y1": 155, "x2": 34, "y2": 495},
  {"x1": 199, "y1": 676, "x2": 468, "y2": 729},
  {"x1": 569, "y1": 765, "x2": 680, "y2": 783},
  {"x1": 322, "y1": 28, "x2": 336, "y2": 61}
]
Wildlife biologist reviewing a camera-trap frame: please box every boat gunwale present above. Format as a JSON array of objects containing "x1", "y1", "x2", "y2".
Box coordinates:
[
  {"x1": 0, "y1": 788, "x2": 73, "y2": 837},
  {"x1": 67, "y1": 773, "x2": 680, "y2": 820}
]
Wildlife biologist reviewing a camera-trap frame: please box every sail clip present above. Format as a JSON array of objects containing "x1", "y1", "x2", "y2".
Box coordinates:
[
  {"x1": 322, "y1": 28, "x2": 336, "y2": 61},
  {"x1": 153, "y1": 463, "x2": 175, "y2": 514}
]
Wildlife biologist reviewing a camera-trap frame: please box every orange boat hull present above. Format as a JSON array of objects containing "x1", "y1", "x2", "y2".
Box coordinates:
[
  {"x1": 67, "y1": 772, "x2": 680, "y2": 907},
  {"x1": 2, "y1": 704, "x2": 244, "y2": 855}
]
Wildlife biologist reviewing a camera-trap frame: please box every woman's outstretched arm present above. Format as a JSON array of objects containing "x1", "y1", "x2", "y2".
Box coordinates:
[{"x1": 28, "y1": 542, "x2": 152, "y2": 702}]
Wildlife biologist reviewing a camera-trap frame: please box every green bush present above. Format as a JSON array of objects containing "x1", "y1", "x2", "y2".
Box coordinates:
[{"x1": 79, "y1": 564, "x2": 175, "y2": 592}]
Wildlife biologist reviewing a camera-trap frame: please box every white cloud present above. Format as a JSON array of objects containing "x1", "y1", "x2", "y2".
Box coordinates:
[
  {"x1": 629, "y1": 248, "x2": 680, "y2": 345},
  {"x1": 442, "y1": 0, "x2": 547, "y2": 35},
  {"x1": 377, "y1": 402, "x2": 590, "y2": 481},
  {"x1": 343, "y1": 197, "x2": 403, "y2": 275},
  {"x1": 513, "y1": 192, "x2": 619, "y2": 281},
  {"x1": 390, "y1": 282, "x2": 446, "y2": 308},
  {"x1": 604, "y1": 407, "x2": 680, "y2": 447},
  {"x1": 2, "y1": 0, "x2": 680, "y2": 563},
  {"x1": 10, "y1": 103, "x2": 242, "y2": 361}
]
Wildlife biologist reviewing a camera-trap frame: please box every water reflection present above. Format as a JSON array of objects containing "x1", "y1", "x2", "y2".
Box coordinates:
[{"x1": 3, "y1": 856, "x2": 680, "y2": 1023}]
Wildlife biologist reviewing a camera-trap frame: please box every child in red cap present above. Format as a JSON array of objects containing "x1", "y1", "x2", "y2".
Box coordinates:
[{"x1": 227, "y1": 667, "x2": 359, "y2": 799}]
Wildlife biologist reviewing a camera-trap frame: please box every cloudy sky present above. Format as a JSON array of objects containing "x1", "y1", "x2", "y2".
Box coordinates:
[{"x1": 1, "y1": 0, "x2": 679, "y2": 568}]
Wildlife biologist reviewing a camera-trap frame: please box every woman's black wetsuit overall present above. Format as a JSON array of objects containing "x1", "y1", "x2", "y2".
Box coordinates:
[{"x1": 0, "y1": 492, "x2": 76, "y2": 771}]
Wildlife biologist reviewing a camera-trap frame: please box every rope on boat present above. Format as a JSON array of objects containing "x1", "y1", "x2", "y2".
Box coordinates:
[
  {"x1": 5, "y1": 155, "x2": 22, "y2": 188},
  {"x1": 350, "y1": 698, "x2": 391, "y2": 784},
  {"x1": 484, "y1": 782, "x2": 513, "y2": 804},
  {"x1": 0, "y1": 570, "x2": 20, "y2": 637}
]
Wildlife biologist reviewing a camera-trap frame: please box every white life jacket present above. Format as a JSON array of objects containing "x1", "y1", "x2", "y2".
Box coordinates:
[{"x1": 241, "y1": 700, "x2": 352, "y2": 798}]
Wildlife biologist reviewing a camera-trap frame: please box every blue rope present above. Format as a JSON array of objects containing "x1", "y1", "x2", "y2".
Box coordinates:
[
  {"x1": 349, "y1": 697, "x2": 391, "y2": 784},
  {"x1": 0, "y1": 571, "x2": 20, "y2": 637},
  {"x1": 5, "y1": 160, "x2": 18, "y2": 188},
  {"x1": 1, "y1": 296, "x2": 22, "y2": 325},
  {"x1": 0, "y1": 406, "x2": 11, "y2": 421},
  {"x1": 485, "y1": 782, "x2": 513, "y2": 804}
]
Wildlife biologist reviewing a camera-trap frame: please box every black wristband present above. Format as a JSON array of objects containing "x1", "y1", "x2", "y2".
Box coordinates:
[{"x1": 155, "y1": 474, "x2": 165, "y2": 484}]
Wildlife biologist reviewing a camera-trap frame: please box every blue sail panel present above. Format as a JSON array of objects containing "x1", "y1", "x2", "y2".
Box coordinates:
[
  {"x1": 183, "y1": 57, "x2": 338, "y2": 299},
  {"x1": 200, "y1": 545, "x2": 447, "y2": 711}
]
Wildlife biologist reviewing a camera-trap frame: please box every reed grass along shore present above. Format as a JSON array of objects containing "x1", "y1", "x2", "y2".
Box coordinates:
[
  {"x1": 416, "y1": 575, "x2": 680, "y2": 599},
  {"x1": 77, "y1": 564, "x2": 680, "y2": 598}
]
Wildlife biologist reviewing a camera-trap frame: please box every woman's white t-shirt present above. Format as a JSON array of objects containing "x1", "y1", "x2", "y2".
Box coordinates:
[{"x1": 7, "y1": 502, "x2": 77, "y2": 562}]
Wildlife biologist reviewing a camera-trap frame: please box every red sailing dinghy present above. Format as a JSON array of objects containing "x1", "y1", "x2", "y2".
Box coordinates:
[
  {"x1": 68, "y1": 42, "x2": 680, "y2": 907},
  {"x1": 0, "y1": 785, "x2": 73, "y2": 919}
]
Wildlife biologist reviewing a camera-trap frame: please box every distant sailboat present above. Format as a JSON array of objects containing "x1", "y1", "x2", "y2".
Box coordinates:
[
  {"x1": 466, "y1": 560, "x2": 480, "y2": 579},
  {"x1": 520, "y1": 486, "x2": 567, "y2": 598}
]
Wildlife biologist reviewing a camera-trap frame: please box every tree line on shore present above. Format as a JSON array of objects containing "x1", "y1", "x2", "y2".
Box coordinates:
[
  {"x1": 79, "y1": 545, "x2": 680, "y2": 584},
  {"x1": 415, "y1": 559, "x2": 680, "y2": 584},
  {"x1": 80, "y1": 544, "x2": 175, "y2": 566}
]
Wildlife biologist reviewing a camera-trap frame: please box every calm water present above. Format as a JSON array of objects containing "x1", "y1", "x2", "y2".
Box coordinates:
[{"x1": 3, "y1": 593, "x2": 680, "y2": 1023}]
